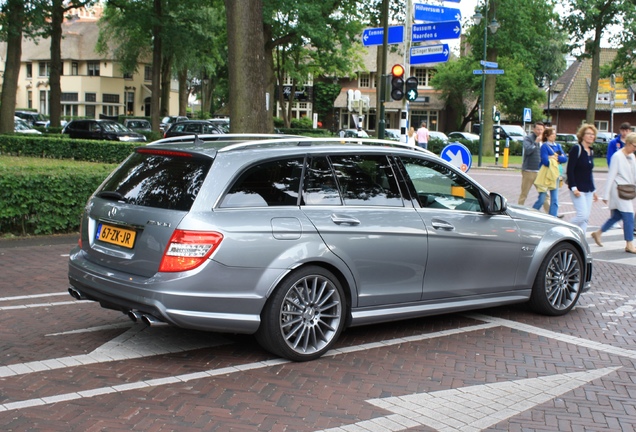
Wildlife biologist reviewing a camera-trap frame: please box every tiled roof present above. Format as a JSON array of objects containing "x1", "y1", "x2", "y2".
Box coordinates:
[{"x1": 551, "y1": 49, "x2": 619, "y2": 111}]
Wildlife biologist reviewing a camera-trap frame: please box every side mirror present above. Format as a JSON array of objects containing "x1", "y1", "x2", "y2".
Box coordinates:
[{"x1": 487, "y1": 192, "x2": 507, "y2": 214}]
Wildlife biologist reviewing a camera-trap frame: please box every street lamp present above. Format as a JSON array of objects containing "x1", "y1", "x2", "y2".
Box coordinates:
[{"x1": 473, "y1": 2, "x2": 499, "y2": 167}]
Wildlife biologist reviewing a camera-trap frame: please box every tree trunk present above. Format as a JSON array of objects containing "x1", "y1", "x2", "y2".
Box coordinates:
[
  {"x1": 48, "y1": 0, "x2": 64, "y2": 128},
  {"x1": 177, "y1": 67, "x2": 188, "y2": 116},
  {"x1": 0, "y1": 0, "x2": 24, "y2": 133},
  {"x1": 586, "y1": 32, "x2": 603, "y2": 125},
  {"x1": 225, "y1": 0, "x2": 268, "y2": 133},
  {"x1": 150, "y1": 0, "x2": 163, "y2": 131},
  {"x1": 160, "y1": 54, "x2": 171, "y2": 117}
]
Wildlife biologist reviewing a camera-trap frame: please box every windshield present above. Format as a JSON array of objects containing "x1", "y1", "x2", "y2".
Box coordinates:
[
  {"x1": 15, "y1": 119, "x2": 30, "y2": 131},
  {"x1": 501, "y1": 125, "x2": 525, "y2": 136},
  {"x1": 102, "y1": 122, "x2": 131, "y2": 133}
]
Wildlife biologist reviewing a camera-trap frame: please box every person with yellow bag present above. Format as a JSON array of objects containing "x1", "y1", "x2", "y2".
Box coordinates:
[{"x1": 532, "y1": 128, "x2": 567, "y2": 216}]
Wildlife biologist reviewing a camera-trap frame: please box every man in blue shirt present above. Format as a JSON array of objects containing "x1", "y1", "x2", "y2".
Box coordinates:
[{"x1": 607, "y1": 122, "x2": 631, "y2": 166}]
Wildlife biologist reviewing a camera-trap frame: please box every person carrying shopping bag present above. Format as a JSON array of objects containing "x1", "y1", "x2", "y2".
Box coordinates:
[
  {"x1": 532, "y1": 128, "x2": 567, "y2": 216},
  {"x1": 591, "y1": 132, "x2": 636, "y2": 254}
]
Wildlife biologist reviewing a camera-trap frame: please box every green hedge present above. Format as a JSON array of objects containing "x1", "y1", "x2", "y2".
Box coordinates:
[
  {"x1": 0, "y1": 134, "x2": 138, "y2": 164},
  {"x1": 0, "y1": 157, "x2": 116, "y2": 236}
]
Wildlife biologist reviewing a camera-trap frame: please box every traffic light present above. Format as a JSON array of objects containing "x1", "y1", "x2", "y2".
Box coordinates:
[
  {"x1": 493, "y1": 111, "x2": 501, "y2": 122},
  {"x1": 390, "y1": 64, "x2": 405, "y2": 101},
  {"x1": 405, "y1": 76, "x2": 418, "y2": 102}
]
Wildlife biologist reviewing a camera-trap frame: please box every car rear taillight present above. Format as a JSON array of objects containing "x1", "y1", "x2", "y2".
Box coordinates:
[{"x1": 158, "y1": 230, "x2": 224, "y2": 272}]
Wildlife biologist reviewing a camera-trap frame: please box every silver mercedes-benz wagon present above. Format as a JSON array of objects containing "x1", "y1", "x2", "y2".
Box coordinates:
[{"x1": 68, "y1": 134, "x2": 593, "y2": 361}]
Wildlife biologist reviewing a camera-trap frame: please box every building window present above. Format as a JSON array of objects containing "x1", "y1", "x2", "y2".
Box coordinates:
[
  {"x1": 61, "y1": 92, "x2": 79, "y2": 102},
  {"x1": 63, "y1": 105, "x2": 79, "y2": 117},
  {"x1": 359, "y1": 73, "x2": 370, "y2": 88},
  {"x1": 102, "y1": 93, "x2": 120, "y2": 104},
  {"x1": 71, "y1": 62, "x2": 78, "y2": 76},
  {"x1": 102, "y1": 105, "x2": 120, "y2": 117},
  {"x1": 85, "y1": 92, "x2": 97, "y2": 102},
  {"x1": 144, "y1": 65, "x2": 152, "y2": 81},
  {"x1": 88, "y1": 61, "x2": 100, "y2": 76},
  {"x1": 594, "y1": 120, "x2": 609, "y2": 132},
  {"x1": 85, "y1": 105, "x2": 96, "y2": 118},
  {"x1": 27, "y1": 91, "x2": 32, "y2": 109},
  {"x1": 126, "y1": 91, "x2": 135, "y2": 115},
  {"x1": 414, "y1": 68, "x2": 434, "y2": 87},
  {"x1": 596, "y1": 92, "x2": 610, "y2": 103},
  {"x1": 39, "y1": 90, "x2": 49, "y2": 115},
  {"x1": 411, "y1": 110, "x2": 439, "y2": 131},
  {"x1": 26, "y1": 63, "x2": 32, "y2": 78},
  {"x1": 39, "y1": 62, "x2": 50, "y2": 77}
]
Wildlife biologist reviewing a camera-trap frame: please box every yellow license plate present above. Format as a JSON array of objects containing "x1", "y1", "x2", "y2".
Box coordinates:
[{"x1": 96, "y1": 223, "x2": 137, "y2": 249}]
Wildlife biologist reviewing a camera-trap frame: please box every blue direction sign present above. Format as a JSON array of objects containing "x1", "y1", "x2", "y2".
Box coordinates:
[
  {"x1": 412, "y1": 21, "x2": 461, "y2": 42},
  {"x1": 362, "y1": 25, "x2": 404, "y2": 46},
  {"x1": 473, "y1": 69, "x2": 505, "y2": 75},
  {"x1": 480, "y1": 60, "x2": 498, "y2": 68},
  {"x1": 441, "y1": 142, "x2": 472, "y2": 173},
  {"x1": 410, "y1": 44, "x2": 450, "y2": 65},
  {"x1": 414, "y1": 4, "x2": 461, "y2": 22}
]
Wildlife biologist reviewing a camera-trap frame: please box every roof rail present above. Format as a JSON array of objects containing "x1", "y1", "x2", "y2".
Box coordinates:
[{"x1": 219, "y1": 136, "x2": 434, "y2": 154}]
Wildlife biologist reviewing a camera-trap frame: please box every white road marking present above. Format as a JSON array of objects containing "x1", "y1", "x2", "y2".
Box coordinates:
[
  {"x1": 46, "y1": 322, "x2": 133, "y2": 336},
  {"x1": 321, "y1": 367, "x2": 619, "y2": 432},
  {"x1": 0, "y1": 292, "x2": 68, "y2": 302}
]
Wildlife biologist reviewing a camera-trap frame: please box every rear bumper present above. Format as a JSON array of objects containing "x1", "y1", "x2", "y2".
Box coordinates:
[{"x1": 68, "y1": 247, "x2": 283, "y2": 334}]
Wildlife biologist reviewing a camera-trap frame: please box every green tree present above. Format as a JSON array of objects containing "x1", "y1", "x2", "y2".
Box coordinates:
[
  {"x1": 0, "y1": 0, "x2": 46, "y2": 133},
  {"x1": 562, "y1": 0, "x2": 636, "y2": 124},
  {"x1": 262, "y1": 0, "x2": 364, "y2": 130},
  {"x1": 602, "y1": 3, "x2": 636, "y2": 86},
  {"x1": 433, "y1": 0, "x2": 565, "y2": 155}
]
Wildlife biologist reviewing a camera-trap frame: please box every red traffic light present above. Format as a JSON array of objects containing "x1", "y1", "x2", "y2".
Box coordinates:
[{"x1": 391, "y1": 64, "x2": 405, "y2": 78}]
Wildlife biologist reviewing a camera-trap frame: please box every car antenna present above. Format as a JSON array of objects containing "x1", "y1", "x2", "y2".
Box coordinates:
[{"x1": 194, "y1": 134, "x2": 204, "y2": 146}]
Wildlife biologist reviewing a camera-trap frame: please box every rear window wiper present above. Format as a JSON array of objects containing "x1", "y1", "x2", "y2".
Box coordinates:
[{"x1": 97, "y1": 190, "x2": 125, "y2": 201}]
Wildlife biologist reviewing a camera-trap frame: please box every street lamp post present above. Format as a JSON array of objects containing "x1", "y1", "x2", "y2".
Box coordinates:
[{"x1": 473, "y1": 1, "x2": 499, "y2": 167}]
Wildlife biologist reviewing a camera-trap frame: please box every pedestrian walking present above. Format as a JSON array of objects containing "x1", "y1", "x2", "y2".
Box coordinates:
[
  {"x1": 532, "y1": 127, "x2": 567, "y2": 216},
  {"x1": 407, "y1": 126, "x2": 416, "y2": 147},
  {"x1": 416, "y1": 121, "x2": 429, "y2": 149},
  {"x1": 567, "y1": 123, "x2": 599, "y2": 233},
  {"x1": 591, "y1": 132, "x2": 636, "y2": 254},
  {"x1": 519, "y1": 122, "x2": 549, "y2": 211},
  {"x1": 606, "y1": 122, "x2": 631, "y2": 167}
]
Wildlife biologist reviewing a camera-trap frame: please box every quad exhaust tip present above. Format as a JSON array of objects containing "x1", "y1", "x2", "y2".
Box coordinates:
[
  {"x1": 68, "y1": 287, "x2": 87, "y2": 300},
  {"x1": 127, "y1": 310, "x2": 168, "y2": 326}
]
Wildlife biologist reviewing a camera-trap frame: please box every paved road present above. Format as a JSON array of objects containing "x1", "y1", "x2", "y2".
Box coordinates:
[{"x1": 0, "y1": 168, "x2": 635, "y2": 431}]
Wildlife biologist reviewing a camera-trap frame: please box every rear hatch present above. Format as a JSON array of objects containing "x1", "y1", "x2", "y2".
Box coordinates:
[{"x1": 81, "y1": 148, "x2": 213, "y2": 278}]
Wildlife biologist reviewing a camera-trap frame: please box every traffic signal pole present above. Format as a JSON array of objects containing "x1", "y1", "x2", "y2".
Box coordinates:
[{"x1": 377, "y1": 0, "x2": 389, "y2": 140}]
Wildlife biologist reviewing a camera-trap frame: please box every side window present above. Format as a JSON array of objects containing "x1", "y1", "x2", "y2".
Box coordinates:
[
  {"x1": 400, "y1": 157, "x2": 483, "y2": 212},
  {"x1": 185, "y1": 124, "x2": 200, "y2": 133},
  {"x1": 330, "y1": 154, "x2": 403, "y2": 206},
  {"x1": 220, "y1": 158, "x2": 304, "y2": 208},
  {"x1": 302, "y1": 156, "x2": 342, "y2": 206}
]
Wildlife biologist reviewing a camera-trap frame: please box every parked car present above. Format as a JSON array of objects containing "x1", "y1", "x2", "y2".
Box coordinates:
[
  {"x1": 429, "y1": 131, "x2": 449, "y2": 143},
  {"x1": 208, "y1": 118, "x2": 230, "y2": 133},
  {"x1": 123, "y1": 119, "x2": 152, "y2": 133},
  {"x1": 68, "y1": 135, "x2": 592, "y2": 362},
  {"x1": 14, "y1": 117, "x2": 42, "y2": 134},
  {"x1": 14, "y1": 111, "x2": 48, "y2": 127},
  {"x1": 163, "y1": 120, "x2": 224, "y2": 138},
  {"x1": 595, "y1": 131, "x2": 614, "y2": 146},
  {"x1": 448, "y1": 131, "x2": 480, "y2": 142},
  {"x1": 338, "y1": 128, "x2": 369, "y2": 138},
  {"x1": 384, "y1": 129, "x2": 401, "y2": 141},
  {"x1": 160, "y1": 115, "x2": 189, "y2": 132},
  {"x1": 62, "y1": 119, "x2": 147, "y2": 142},
  {"x1": 556, "y1": 133, "x2": 579, "y2": 146},
  {"x1": 472, "y1": 123, "x2": 526, "y2": 142}
]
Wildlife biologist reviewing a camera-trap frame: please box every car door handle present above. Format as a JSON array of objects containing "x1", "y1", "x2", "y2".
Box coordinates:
[
  {"x1": 431, "y1": 219, "x2": 455, "y2": 231},
  {"x1": 331, "y1": 214, "x2": 361, "y2": 225}
]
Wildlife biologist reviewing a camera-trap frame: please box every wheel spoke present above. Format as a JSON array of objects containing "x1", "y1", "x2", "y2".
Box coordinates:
[
  {"x1": 545, "y1": 249, "x2": 580, "y2": 310},
  {"x1": 279, "y1": 274, "x2": 342, "y2": 355}
]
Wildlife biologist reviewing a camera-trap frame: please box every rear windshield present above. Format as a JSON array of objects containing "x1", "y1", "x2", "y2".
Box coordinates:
[{"x1": 97, "y1": 151, "x2": 212, "y2": 211}]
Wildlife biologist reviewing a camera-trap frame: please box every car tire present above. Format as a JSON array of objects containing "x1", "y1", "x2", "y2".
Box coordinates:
[
  {"x1": 528, "y1": 243, "x2": 583, "y2": 316},
  {"x1": 256, "y1": 266, "x2": 346, "y2": 361}
]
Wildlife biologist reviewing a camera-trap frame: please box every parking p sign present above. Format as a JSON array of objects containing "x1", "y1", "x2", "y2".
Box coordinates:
[{"x1": 523, "y1": 108, "x2": 532, "y2": 123}]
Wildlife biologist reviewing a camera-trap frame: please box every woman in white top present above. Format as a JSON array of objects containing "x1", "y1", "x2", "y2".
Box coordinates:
[
  {"x1": 407, "y1": 126, "x2": 416, "y2": 147},
  {"x1": 591, "y1": 132, "x2": 636, "y2": 253}
]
